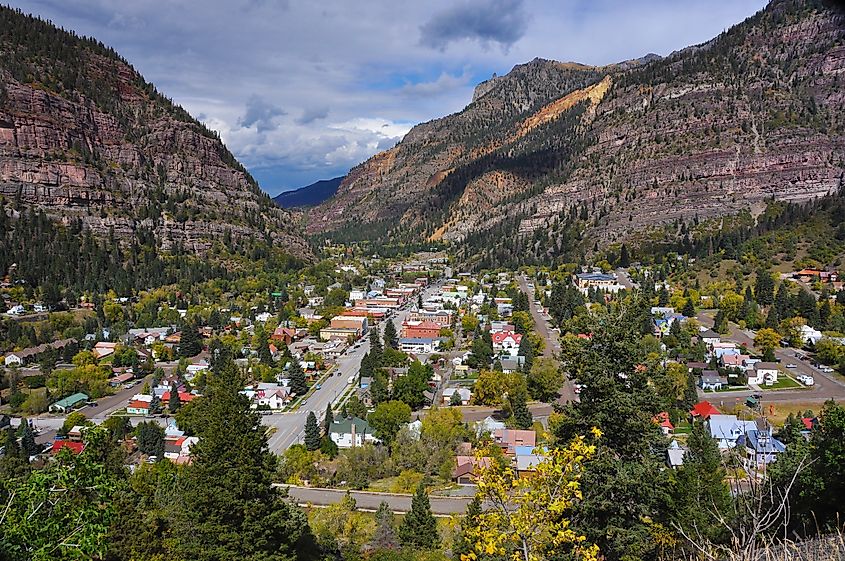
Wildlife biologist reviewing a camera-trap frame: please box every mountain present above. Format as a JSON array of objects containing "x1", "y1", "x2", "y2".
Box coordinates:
[
  {"x1": 308, "y1": 0, "x2": 845, "y2": 268},
  {"x1": 273, "y1": 176, "x2": 344, "y2": 208},
  {"x1": 0, "y1": 6, "x2": 311, "y2": 261}
]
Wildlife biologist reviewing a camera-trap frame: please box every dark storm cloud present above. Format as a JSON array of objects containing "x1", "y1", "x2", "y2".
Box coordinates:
[
  {"x1": 239, "y1": 95, "x2": 287, "y2": 133},
  {"x1": 419, "y1": 0, "x2": 529, "y2": 51}
]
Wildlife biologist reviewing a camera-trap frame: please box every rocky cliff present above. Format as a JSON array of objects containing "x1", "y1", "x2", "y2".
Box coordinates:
[
  {"x1": 308, "y1": 0, "x2": 845, "y2": 268},
  {"x1": 0, "y1": 6, "x2": 311, "y2": 260}
]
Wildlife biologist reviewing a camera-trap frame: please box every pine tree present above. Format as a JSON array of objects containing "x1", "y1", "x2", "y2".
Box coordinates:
[
  {"x1": 453, "y1": 496, "x2": 482, "y2": 558},
  {"x1": 170, "y1": 357, "x2": 315, "y2": 559},
  {"x1": 289, "y1": 359, "x2": 307, "y2": 396},
  {"x1": 517, "y1": 333, "x2": 533, "y2": 373},
  {"x1": 304, "y1": 411, "x2": 321, "y2": 451},
  {"x1": 383, "y1": 321, "x2": 398, "y2": 350},
  {"x1": 713, "y1": 309, "x2": 728, "y2": 334},
  {"x1": 619, "y1": 243, "x2": 630, "y2": 268},
  {"x1": 168, "y1": 382, "x2": 180, "y2": 413},
  {"x1": 323, "y1": 403, "x2": 334, "y2": 437},
  {"x1": 179, "y1": 321, "x2": 202, "y2": 358},
  {"x1": 754, "y1": 269, "x2": 775, "y2": 305},
  {"x1": 18, "y1": 421, "x2": 39, "y2": 457},
  {"x1": 398, "y1": 483, "x2": 439, "y2": 549},
  {"x1": 369, "y1": 327, "x2": 383, "y2": 360},
  {"x1": 681, "y1": 298, "x2": 695, "y2": 318},
  {"x1": 370, "y1": 501, "x2": 398, "y2": 550},
  {"x1": 511, "y1": 392, "x2": 533, "y2": 430}
]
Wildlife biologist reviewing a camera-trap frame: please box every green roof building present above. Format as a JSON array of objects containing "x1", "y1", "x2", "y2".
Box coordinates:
[{"x1": 49, "y1": 392, "x2": 89, "y2": 413}]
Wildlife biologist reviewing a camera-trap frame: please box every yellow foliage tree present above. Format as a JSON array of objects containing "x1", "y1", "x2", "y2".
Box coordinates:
[{"x1": 463, "y1": 430, "x2": 601, "y2": 561}]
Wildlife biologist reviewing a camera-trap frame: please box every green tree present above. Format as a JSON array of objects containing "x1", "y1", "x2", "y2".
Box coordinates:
[
  {"x1": 449, "y1": 391, "x2": 463, "y2": 407},
  {"x1": 368, "y1": 400, "x2": 411, "y2": 445},
  {"x1": 398, "y1": 483, "x2": 439, "y2": 549},
  {"x1": 136, "y1": 421, "x2": 164, "y2": 459},
  {"x1": 392, "y1": 360, "x2": 432, "y2": 410},
  {"x1": 168, "y1": 382, "x2": 181, "y2": 413},
  {"x1": 289, "y1": 359, "x2": 308, "y2": 396},
  {"x1": 713, "y1": 309, "x2": 729, "y2": 334},
  {"x1": 179, "y1": 321, "x2": 203, "y2": 358},
  {"x1": 383, "y1": 321, "x2": 398, "y2": 350},
  {"x1": 527, "y1": 356, "x2": 564, "y2": 403},
  {"x1": 518, "y1": 333, "x2": 534, "y2": 373},
  {"x1": 370, "y1": 500, "x2": 398, "y2": 551},
  {"x1": 755, "y1": 269, "x2": 775, "y2": 305},
  {"x1": 453, "y1": 495, "x2": 482, "y2": 559},
  {"x1": 323, "y1": 403, "x2": 334, "y2": 437},
  {"x1": 18, "y1": 422, "x2": 39, "y2": 457},
  {"x1": 370, "y1": 326, "x2": 383, "y2": 359},
  {"x1": 168, "y1": 357, "x2": 316, "y2": 560},
  {"x1": 681, "y1": 298, "x2": 696, "y2": 318},
  {"x1": 304, "y1": 411, "x2": 321, "y2": 451},
  {"x1": 511, "y1": 392, "x2": 533, "y2": 430}
]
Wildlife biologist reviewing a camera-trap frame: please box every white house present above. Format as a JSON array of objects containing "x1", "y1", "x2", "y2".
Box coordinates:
[
  {"x1": 398, "y1": 338, "x2": 439, "y2": 354},
  {"x1": 749, "y1": 362, "x2": 779, "y2": 386},
  {"x1": 329, "y1": 417, "x2": 379, "y2": 448},
  {"x1": 707, "y1": 414, "x2": 758, "y2": 449},
  {"x1": 442, "y1": 387, "x2": 472, "y2": 406},
  {"x1": 491, "y1": 331, "x2": 522, "y2": 356},
  {"x1": 4, "y1": 353, "x2": 23, "y2": 367},
  {"x1": 799, "y1": 325, "x2": 823, "y2": 346}
]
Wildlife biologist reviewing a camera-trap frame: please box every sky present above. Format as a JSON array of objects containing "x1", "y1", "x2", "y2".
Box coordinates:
[{"x1": 11, "y1": 0, "x2": 768, "y2": 196}]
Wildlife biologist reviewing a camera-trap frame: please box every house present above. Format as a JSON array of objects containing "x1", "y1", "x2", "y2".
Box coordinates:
[
  {"x1": 453, "y1": 455, "x2": 493, "y2": 485},
  {"x1": 319, "y1": 326, "x2": 360, "y2": 341},
  {"x1": 737, "y1": 424, "x2": 787, "y2": 467},
  {"x1": 799, "y1": 325, "x2": 823, "y2": 346},
  {"x1": 329, "y1": 417, "x2": 379, "y2": 448},
  {"x1": 500, "y1": 356, "x2": 524, "y2": 373},
  {"x1": 700, "y1": 370, "x2": 728, "y2": 391},
  {"x1": 3, "y1": 352, "x2": 23, "y2": 367},
  {"x1": 721, "y1": 354, "x2": 751, "y2": 370},
  {"x1": 491, "y1": 332, "x2": 522, "y2": 356},
  {"x1": 442, "y1": 387, "x2": 471, "y2": 406},
  {"x1": 515, "y1": 445, "x2": 548, "y2": 475},
  {"x1": 493, "y1": 429, "x2": 536, "y2": 455},
  {"x1": 272, "y1": 327, "x2": 297, "y2": 345},
  {"x1": 654, "y1": 412, "x2": 675, "y2": 435},
  {"x1": 749, "y1": 362, "x2": 779, "y2": 386},
  {"x1": 160, "y1": 391, "x2": 197, "y2": 405},
  {"x1": 49, "y1": 392, "x2": 89, "y2": 413},
  {"x1": 686, "y1": 361, "x2": 708, "y2": 373},
  {"x1": 699, "y1": 329, "x2": 721, "y2": 347},
  {"x1": 3, "y1": 338, "x2": 76, "y2": 366},
  {"x1": 109, "y1": 372, "x2": 135, "y2": 387},
  {"x1": 51, "y1": 440, "x2": 85, "y2": 455},
  {"x1": 574, "y1": 272, "x2": 618, "y2": 291},
  {"x1": 690, "y1": 400, "x2": 720, "y2": 420},
  {"x1": 475, "y1": 416, "x2": 506, "y2": 436},
  {"x1": 242, "y1": 383, "x2": 290, "y2": 410},
  {"x1": 398, "y1": 338, "x2": 439, "y2": 354},
  {"x1": 127, "y1": 394, "x2": 154, "y2": 415},
  {"x1": 666, "y1": 440, "x2": 686, "y2": 469},
  {"x1": 164, "y1": 436, "x2": 199, "y2": 463},
  {"x1": 707, "y1": 414, "x2": 758, "y2": 449}
]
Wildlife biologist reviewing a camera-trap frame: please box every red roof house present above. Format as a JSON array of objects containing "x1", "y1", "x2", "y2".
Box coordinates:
[
  {"x1": 51, "y1": 440, "x2": 85, "y2": 455},
  {"x1": 161, "y1": 391, "x2": 196, "y2": 404},
  {"x1": 690, "y1": 400, "x2": 720, "y2": 420}
]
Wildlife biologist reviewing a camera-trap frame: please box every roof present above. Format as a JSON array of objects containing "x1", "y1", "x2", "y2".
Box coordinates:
[
  {"x1": 52, "y1": 440, "x2": 85, "y2": 454},
  {"x1": 576, "y1": 272, "x2": 616, "y2": 281},
  {"x1": 491, "y1": 331, "x2": 522, "y2": 345},
  {"x1": 738, "y1": 430, "x2": 787, "y2": 454},
  {"x1": 330, "y1": 417, "x2": 372, "y2": 435},
  {"x1": 52, "y1": 392, "x2": 89, "y2": 408},
  {"x1": 755, "y1": 362, "x2": 780, "y2": 370},
  {"x1": 161, "y1": 391, "x2": 196, "y2": 403},
  {"x1": 690, "y1": 400, "x2": 720, "y2": 419},
  {"x1": 399, "y1": 338, "x2": 437, "y2": 344},
  {"x1": 128, "y1": 400, "x2": 151, "y2": 409},
  {"x1": 708, "y1": 415, "x2": 757, "y2": 440}
]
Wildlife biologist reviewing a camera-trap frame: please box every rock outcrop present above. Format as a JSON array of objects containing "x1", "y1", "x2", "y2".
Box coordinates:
[{"x1": 0, "y1": 6, "x2": 311, "y2": 260}]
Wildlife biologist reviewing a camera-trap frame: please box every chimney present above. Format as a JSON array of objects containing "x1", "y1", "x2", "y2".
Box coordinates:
[{"x1": 351, "y1": 421, "x2": 356, "y2": 448}]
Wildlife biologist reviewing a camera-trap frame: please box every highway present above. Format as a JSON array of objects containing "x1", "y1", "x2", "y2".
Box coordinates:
[{"x1": 263, "y1": 282, "x2": 443, "y2": 454}]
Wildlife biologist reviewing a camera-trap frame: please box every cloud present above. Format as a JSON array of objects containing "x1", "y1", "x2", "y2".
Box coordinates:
[
  {"x1": 296, "y1": 106, "x2": 329, "y2": 125},
  {"x1": 400, "y1": 69, "x2": 473, "y2": 98},
  {"x1": 239, "y1": 95, "x2": 287, "y2": 133},
  {"x1": 419, "y1": 0, "x2": 529, "y2": 51}
]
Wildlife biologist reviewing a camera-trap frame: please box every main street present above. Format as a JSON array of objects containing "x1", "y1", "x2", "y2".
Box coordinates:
[
  {"x1": 264, "y1": 282, "x2": 443, "y2": 454},
  {"x1": 695, "y1": 311, "x2": 845, "y2": 404},
  {"x1": 518, "y1": 273, "x2": 577, "y2": 403},
  {"x1": 280, "y1": 485, "x2": 473, "y2": 516}
]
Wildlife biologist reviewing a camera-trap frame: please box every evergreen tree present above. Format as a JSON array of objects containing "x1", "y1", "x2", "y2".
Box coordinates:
[
  {"x1": 168, "y1": 382, "x2": 181, "y2": 413},
  {"x1": 0, "y1": 425, "x2": 29, "y2": 479},
  {"x1": 398, "y1": 483, "x2": 439, "y2": 549},
  {"x1": 256, "y1": 325, "x2": 274, "y2": 366},
  {"x1": 170, "y1": 357, "x2": 316, "y2": 560},
  {"x1": 774, "y1": 283, "x2": 791, "y2": 320},
  {"x1": 511, "y1": 391, "x2": 533, "y2": 430},
  {"x1": 619, "y1": 243, "x2": 630, "y2": 268},
  {"x1": 369, "y1": 327, "x2": 383, "y2": 360},
  {"x1": 179, "y1": 321, "x2": 202, "y2": 358},
  {"x1": 370, "y1": 371, "x2": 390, "y2": 405},
  {"x1": 370, "y1": 501, "x2": 398, "y2": 550},
  {"x1": 754, "y1": 269, "x2": 775, "y2": 305},
  {"x1": 18, "y1": 421, "x2": 39, "y2": 457},
  {"x1": 765, "y1": 306, "x2": 780, "y2": 328},
  {"x1": 713, "y1": 309, "x2": 728, "y2": 334},
  {"x1": 322, "y1": 403, "x2": 334, "y2": 437},
  {"x1": 383, "y1": 321, "x2": 398, "y2": 350},
  {"x1": 453, "y1": 496, "x2": 482, "y2": 559},
  {"x1": 289, "y1": 359, "x2": 308, "y2": 396},
  {"x1": 681, "y1": 297, "x2": 695, "y2": 318},
  {"x1": 136, "y1": 421, "x2": 164, "y2": 458},
  {"x1": 304, "y1": 411, "x2": 321, "y2": 451},
  {"x1": 517, "y1": 333, "x2": 534, "y2": 373}
]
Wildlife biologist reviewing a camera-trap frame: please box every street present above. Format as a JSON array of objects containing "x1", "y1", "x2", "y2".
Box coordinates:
[
  {"x1": 695, "y1": 311, "x2": 845, "y2": 404},
  {"x1": 280, "y1": 485, "x2": 473, "y2": 515},
  {"x1": 264, "y1": 282, "x2": 444, "y2": 454}
]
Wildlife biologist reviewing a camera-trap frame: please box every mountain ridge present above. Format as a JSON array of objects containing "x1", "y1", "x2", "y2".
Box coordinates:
[
  {"x1": 307, "y1": 0, "x2": 845, "y2": 269},
  {"x1": 273, "y1": 176, "x2": 344, "y2": 209}
]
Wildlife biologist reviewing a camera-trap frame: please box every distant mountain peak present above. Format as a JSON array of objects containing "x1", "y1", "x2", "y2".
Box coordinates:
[{"x1": 274, "y1": 176, "x2": 345, "y2": 209}]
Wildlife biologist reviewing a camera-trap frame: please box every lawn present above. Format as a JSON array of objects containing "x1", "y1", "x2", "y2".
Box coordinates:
[{"x1": 762, "y1": 375, "x2": 802, "y2": 390}]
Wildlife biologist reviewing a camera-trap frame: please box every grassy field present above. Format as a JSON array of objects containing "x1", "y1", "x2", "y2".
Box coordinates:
[{"x1": 763, "y1": 374, "x2": 803, "y2": 390}]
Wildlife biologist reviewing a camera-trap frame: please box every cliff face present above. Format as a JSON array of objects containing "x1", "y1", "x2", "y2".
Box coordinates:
[
  {"x1": 0, "y1": 7, "x2": 311, "y2": 260},
  {"x1": 308, "y1": 0, "x2": 845, "y2": 266}
]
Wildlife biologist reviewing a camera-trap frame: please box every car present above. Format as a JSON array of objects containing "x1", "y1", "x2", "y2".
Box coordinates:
[
  {"x1": 786, "y1": 364, "x2": 797, "y2": 368},
  {"x1": 86, "y1": 401, "x2": 98, "y2": 407},
  {"x1": 751, "y1": 392, "x2": 763, "y2": 400},
  {"x1": 821, "y1": 366, "x2": 834, "y2": 373},
  {"x1": 796, "y1": 374, "x2": 815, "y2": 386},
  {"x1": 315, "y1": 383, "x2": 322, "y2": 390}
]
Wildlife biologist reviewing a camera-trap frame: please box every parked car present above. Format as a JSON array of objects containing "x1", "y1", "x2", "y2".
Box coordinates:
[
  {"x1": 796, "y1": 374, "x2": 815, "y2": 386},
  {"x1": 821, "y1": 366, "x2": 834, "y2": 373},
  {"x1": 785, "y1": 364, "x2": 798, "y2": 369}
]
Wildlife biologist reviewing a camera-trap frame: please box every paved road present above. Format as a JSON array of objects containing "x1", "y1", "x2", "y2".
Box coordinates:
[
  {"x1": 615, "y1": 268, "x2": 639, "y2": 290},
  {"x1": 695, "y1": 312, "x2": 845, "y2": 404},
  {"x1": 280, "y1": 485, "x2": 473, "y2": 515},
  {"x1": 264, "y1": 282, "x2": 443, "y2": 454},
  {"x1": 518, "y1": 274, "x2": 576, "y2": 403}
]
